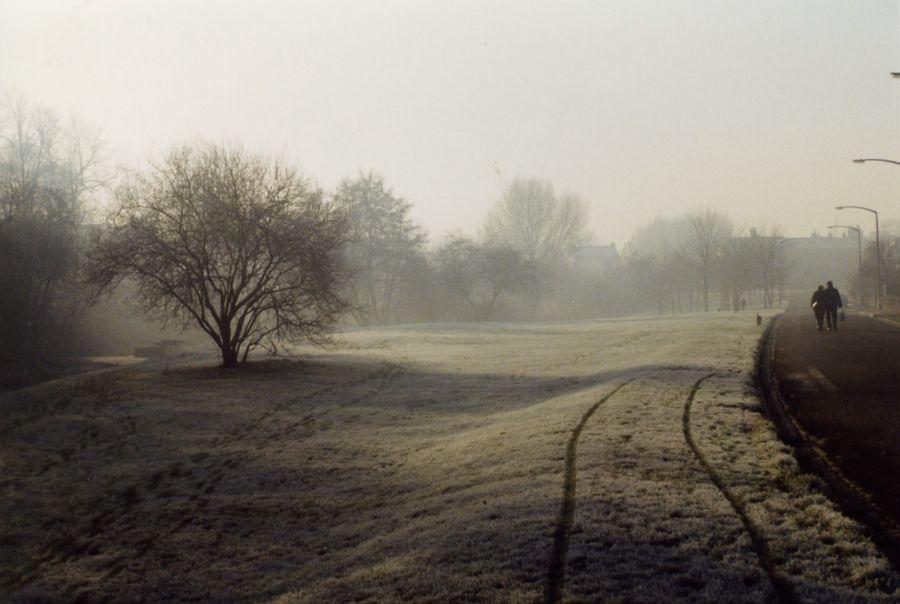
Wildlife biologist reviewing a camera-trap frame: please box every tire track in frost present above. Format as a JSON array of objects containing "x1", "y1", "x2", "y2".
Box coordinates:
[
  {"x1": 544, "y1": 377, "x2": 638, "y2": 604},
  {"x1": 682, "y1": 373, "x2": 797, "y2": 604}
]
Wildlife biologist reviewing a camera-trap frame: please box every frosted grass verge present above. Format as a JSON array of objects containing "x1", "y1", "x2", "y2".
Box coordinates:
[{"x1": 1, "y1": 312, "x2": 897, "y2": 602}]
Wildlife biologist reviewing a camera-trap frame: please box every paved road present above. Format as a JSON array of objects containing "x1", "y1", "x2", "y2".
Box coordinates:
[{"x1": 772, "y1": 302, "x2": 900, "y2": 533}]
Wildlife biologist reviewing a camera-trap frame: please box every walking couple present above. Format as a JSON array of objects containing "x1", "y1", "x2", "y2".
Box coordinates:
[{"x1": 810, "y1": 281, "x2": 843, "y2": 331}]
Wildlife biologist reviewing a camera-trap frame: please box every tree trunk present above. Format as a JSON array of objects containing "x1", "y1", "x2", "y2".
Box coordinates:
[
  {"x1": 702, "y1": 267, "x2": 709, "y2": 312},
  {"x1": 221, "y1": 345, "x2": 239, "y2": 368}
]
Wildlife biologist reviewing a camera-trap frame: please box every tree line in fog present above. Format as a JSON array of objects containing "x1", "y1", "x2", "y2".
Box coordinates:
[
  {"x1": 2, "y1": 94, "x2": 797, "y2": 372},
  {"x1": 0, "y1": 95, "x2": 108, "y2": 382}
]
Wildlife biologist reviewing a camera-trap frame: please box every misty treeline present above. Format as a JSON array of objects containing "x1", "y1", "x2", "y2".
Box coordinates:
[
  {"x1": 854, "y1": 237, "x2": 900, "y2": 302},
  {"x1": 337, "y1": 175, "x2": 592, "y2": 324},
  {"x1": 1, "y1": 93, "x2": 794, "y2": 372},
  {"x1": 329, "y1": 179, "x2": 791, "y2": 325},
  {"x1": 0, "y1": 95, "x2": 107, "y2": 383},
  {"x1": 334, "y1": 186, "x2": 795, "y2": 323},
  {"x1": 620, "y1": 211, "x2": 790, "y2": 316}
]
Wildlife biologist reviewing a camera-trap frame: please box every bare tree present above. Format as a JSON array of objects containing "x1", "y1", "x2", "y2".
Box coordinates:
[
  {"x1": 334, "y1": 172, "x2": 427, "y2": 325},
  {"x1": 483, "y1": 178, "x2": 587, "y2": 315},
  {"x1": 435, "y1": 234, "x2": 532, "y2": 320},
  {"x1": 86, "y1": 144, "x2": 349, "y2": 368},
  {"x1": 680, "y1": 209, "x2": 732, "y2": 312},
  {"x1": 483, "y1": 178, "x2": 588, "y2": 266},
  {"x1": 0, "y1": 93, "x2": 106, "y2": 370},
  {"x1": 718, "y1": 235, "x2": 754, "y2": 312},
  {"x1": 860, "y1": 239, "x2": 900, "y2": 298},
  {"x1": 629, "y1": 216, "x2": 695, "y2": 314},
  {"x1": 748, "y1": 225, "x2": 790, "y2": 308}
]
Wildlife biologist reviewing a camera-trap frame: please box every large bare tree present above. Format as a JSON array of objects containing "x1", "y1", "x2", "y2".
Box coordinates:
[
  {"x1": 483, "y1": 178, "x2": 587, "y2": 266},
  {"x1": 680, "y1": 209, "x2": 732, "y2": 312},
  {"x1": 86, "y1": 144, "x2": 349, "y2": 368},
  {"x1": 334, "y1": 172, "x2": 426, "y2": 325},
  {"x1": 483, "y1": 178, "x2": 587, "y2": 315}
]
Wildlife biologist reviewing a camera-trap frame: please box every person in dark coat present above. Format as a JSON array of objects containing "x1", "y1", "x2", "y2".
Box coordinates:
[
  {"x1": 823, "y1": 280, "x2": 843, "y2": 331},
  {"x1": 810, "y1": 284, "x2": 826, "y2": 331}
]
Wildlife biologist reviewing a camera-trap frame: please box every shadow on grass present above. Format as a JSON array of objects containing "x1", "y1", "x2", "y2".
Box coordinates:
[{"x1": 1, "y1": 353, "x2": 874, "y2": 602}]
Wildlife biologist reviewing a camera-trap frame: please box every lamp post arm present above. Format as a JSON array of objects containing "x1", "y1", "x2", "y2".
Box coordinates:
[
  {"x1": 853, "y1": 158, "x2": 900, "y2": 166},
  {"x1": 836, "y1": 205, "x2": 878, "y2": 216}
]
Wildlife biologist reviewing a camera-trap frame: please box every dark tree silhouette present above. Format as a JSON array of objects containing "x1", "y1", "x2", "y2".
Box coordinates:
[
  {"x1": 0, "y1": 94, "x2": 107, "y2": 368},
  {"x1": 86, "y1": 144, "x2": 349, "y2": 368}
]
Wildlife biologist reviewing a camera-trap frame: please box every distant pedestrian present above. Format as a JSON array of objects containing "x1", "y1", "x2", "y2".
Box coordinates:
[
  {"x1": 810, "y1": 285, "x2": 826, "y2": 331},
  {"x1": 823, "y1": 280, "x2": 843, "y2": 331},
  {"x1": 740, "y1": 298, "x2": 747, "y2": 312}
]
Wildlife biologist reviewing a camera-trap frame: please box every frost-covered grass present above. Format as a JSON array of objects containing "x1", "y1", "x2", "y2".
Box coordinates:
[{"x1": 1, "y1": 312, "x2": 897, "y2": 602}]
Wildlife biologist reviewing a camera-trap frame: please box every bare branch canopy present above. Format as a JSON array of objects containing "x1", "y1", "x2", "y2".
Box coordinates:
[{"x1": 86, "y1": 144, "x2": 350, "y2": 367}]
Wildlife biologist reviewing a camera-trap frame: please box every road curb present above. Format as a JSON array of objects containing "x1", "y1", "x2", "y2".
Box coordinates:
[
  {"x1": 846, "y1": 308, "x2": 900, "y2": 329},
  {"x1": 875, "y1": 316, "x2": 900, "y2": 329},
  {"x1": 756, "y1": 314, "x2": 900, "y2": 571}
]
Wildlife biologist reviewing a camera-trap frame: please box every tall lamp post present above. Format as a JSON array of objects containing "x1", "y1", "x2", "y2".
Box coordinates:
[
  {"x1": 827, "y1": 225, "x2": 864, "y2": 301},
  {"x1": 836, "y1": 205, "x2": 881, "y2": 309}
]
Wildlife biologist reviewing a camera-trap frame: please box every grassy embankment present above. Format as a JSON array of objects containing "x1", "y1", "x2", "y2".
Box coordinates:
[{"x1": 1, "y1": 312, "x2": 897, "y2": 602}]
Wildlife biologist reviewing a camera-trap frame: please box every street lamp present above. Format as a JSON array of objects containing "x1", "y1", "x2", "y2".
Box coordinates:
[
  {"x1": 836, "y1": 205, "x2": 881, "y2": 309},
  {"x1": 827, "y1": 224, "x2": 863, "y2": 281},
  {"x1": 852, "y1": 158, "x2": 900, "y2": 166}
]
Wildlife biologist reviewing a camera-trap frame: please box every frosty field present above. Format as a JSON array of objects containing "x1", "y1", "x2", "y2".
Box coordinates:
[{"x1": 2, "y1": 313, "x2": 898, "y2": 602}]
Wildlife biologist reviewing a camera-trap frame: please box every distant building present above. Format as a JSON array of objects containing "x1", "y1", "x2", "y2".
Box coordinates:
[{"x1": 783, "y1": 233, "x2": 857, "y2": 291}]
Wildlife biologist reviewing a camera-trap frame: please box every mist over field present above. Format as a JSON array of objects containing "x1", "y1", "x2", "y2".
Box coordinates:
[
  {"x1": 2, "y1": 0, "x2": 900, "y2": 362},
  {"x1": 2, "y1": 2, "x2": 900, "y2": 602}
]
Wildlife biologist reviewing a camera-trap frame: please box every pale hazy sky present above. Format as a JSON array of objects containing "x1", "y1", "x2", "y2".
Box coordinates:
[{"x1": 2, "y1": 0, "x2": 899, "y2": 245}]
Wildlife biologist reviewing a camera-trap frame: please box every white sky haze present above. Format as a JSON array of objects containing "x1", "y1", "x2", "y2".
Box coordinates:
[{"x1": 2, "y1": 0, "x2": 899, "y2": 244}]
